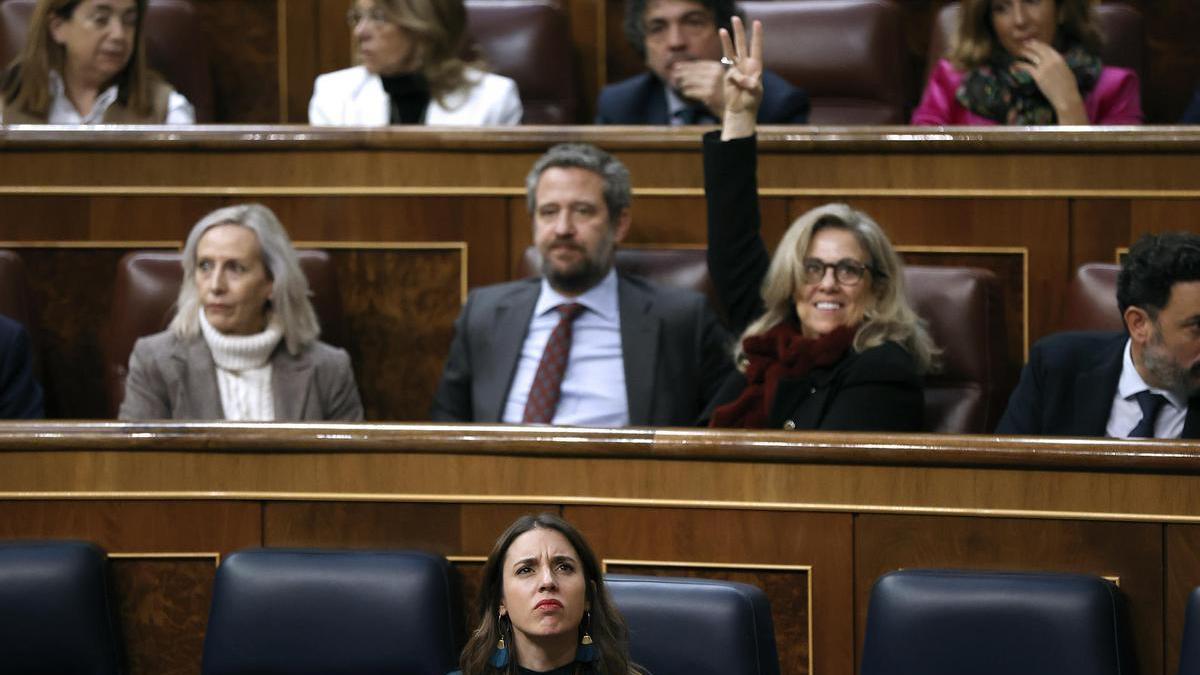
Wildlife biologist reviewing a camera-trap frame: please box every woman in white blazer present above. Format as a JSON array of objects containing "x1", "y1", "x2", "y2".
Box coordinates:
[{"x1": 309, "y1": 0, "x2": 522, "y2": 126}]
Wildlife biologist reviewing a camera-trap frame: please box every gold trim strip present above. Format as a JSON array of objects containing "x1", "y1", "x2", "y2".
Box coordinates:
[
  {"x1": 4, "y1": 491, "x2": 1200, "y2": 524},
  {"x1": 0, "y1": 241, "x2": 177, "y2": 249},
  {"x1": 108, "y1": 551, "x2": 221, "y2": 566},
  {"x1": 447, "y1": 555, "x2": 487, "y2": 564}
]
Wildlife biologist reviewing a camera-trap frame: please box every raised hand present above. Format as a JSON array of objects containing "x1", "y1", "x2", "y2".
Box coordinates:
[
  {"x1": 1012, "y1": 40, "x2": 1087, "y2": 125},
  {"x1": 719, "y1": 16, "x2": 763, "y2": 140}
]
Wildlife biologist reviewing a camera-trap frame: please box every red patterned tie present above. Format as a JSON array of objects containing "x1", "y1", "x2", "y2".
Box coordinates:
[{"x1": 522, "y1": 303, "x2": 585, "y2": 423}]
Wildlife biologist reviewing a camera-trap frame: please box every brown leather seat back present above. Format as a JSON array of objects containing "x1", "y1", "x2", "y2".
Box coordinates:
[
  {"x1": 464, "y1": 0, "x2": 576, "y2": 124},
  {"x1": 103, "y1": 249, "x2": 343, "y2": 418},
  {"x1": 1061, "y1": 263, "x2": 1123, "y2": 333},
  {"x1": 521, "y1": 246, "x2": 715, "y2": 305},
  {"x1": 904, "y1": 265, "x2": 1010, "y2": 433},
  {"x1": 0, "y1": 249, "x2": 31, "y2": 328},
  {"x1": 926, "y1": 2, "x2": 1144, "y2": 82},
  {"x1": 0, "y1": 0, "x2": 215, "y2": 122},
  {"x1": 741, "y1": 0, "x2": 908, "y2": 124}
]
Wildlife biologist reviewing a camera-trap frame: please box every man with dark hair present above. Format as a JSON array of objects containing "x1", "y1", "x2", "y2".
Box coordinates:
[
  {"x1": 0, "y1": 314, "x2": 43, "y2": 418},
  {"x1": 431, "y1": 143, "x2": 731, "y2": 426},
  {"x1": 998, "y1": 232, "x2": 1200, "y2": 437},
  {"x1": 595, "y1": 0, "x2": 809, "y2": 125}
]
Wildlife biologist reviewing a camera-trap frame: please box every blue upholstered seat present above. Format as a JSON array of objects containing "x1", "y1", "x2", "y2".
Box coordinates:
[
  {"x1": 201, "y1": 548, "x2": 459, "y2": 675},
  {"x1": 860, "y1": 568, "x2": 1133, "y2": 675},
  {"x1": 0, "y1": 540, "x2": 121, "y2": 674},
  {"x1": 606, "y1": 574, "x2": 780, "y2": 675}
]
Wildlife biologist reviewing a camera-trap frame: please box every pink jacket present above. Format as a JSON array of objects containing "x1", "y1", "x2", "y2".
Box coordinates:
[{"x1": 912, "y1": 59, "x2": 1144, "y2": 125}]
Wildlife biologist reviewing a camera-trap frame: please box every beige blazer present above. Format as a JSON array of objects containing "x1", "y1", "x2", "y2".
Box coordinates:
[{"x1": 118, "y1": 331, "x2": 364, "y2": 421}]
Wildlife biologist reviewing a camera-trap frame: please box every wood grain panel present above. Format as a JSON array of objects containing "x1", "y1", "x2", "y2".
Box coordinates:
[
  {"x1": 1069, "y1": 199, "x2": 1131, "y2": 296},
  {"x1": 605, "y1": 562, "x2": 811, "y2": 675},
  {"x1": 1129, "y1": 200, "x2": 1200, "y2": 240},
  {"x1": 111, "y1": 556, "x2": 217, "y2": 675},
  {"x1": 564, "y1": 507, "x2": 853, "y2": 675},
  {"x1": 855, "y1": 515, "x2": 1163, "y2": 675},
  {"x1": 1166, "y1": 525, "x2": 1200, "y2": 675},
  {"x1": 197, "y1": 0, "x2": 280, "y2": 122}
]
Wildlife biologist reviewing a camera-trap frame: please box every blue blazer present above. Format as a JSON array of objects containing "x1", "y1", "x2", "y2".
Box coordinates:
[
  {"x1": 0, "y1": 314, "x2": 43, "y2": 418},
  {"x1": 595, "y1": 70, "x2": 809, "y2": 125},
  {"x1": 996, "y1": 330, "x2": 1200, "y2": 437}
]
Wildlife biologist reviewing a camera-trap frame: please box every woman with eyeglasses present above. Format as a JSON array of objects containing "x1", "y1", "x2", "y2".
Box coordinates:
[
  {"x1": 309, "y1": 0, "x2": 522, "y2": 126},
  {"x1": 702, "y1": 18, "x2": 937, "y2": 432},
  {"x1": 1, "y1": 0, "x2": 193, "y2": 124}
]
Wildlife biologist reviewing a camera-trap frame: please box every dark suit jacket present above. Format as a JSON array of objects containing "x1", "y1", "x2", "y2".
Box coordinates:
[
  {"x1": 0, "y1": 314, "x2": 43, "y2": 418},
  {"x1": 1183, "y1": 84, "x2": 1200, "y2": 124},
  {"x1": 430, "y1": 273, "x2": 733, "y2": 426},
  {"x1": 995, "y1": 331, "x2": 1200, "y2": 437},
  {"x1": 701, "y1": 131, "x2": 923, "y2": 431},
  {"x1": 119, "y1": 331, "x2": 364, "y2": 421},
  {"x1": 595, "y1": 70, "x2": 810, "y2": 125}
]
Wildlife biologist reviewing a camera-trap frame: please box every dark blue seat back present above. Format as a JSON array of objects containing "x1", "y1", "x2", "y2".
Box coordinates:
[
  {"x1": 606, "y1": 574, "x2": 780, "y2": 675},
  {"x1": 201, "y1": 548, "x2": 458, "y2": 675},
  {"x1": 860, "y1": 569, "x2": 1132, "y2": 675},
  {"x1": 0, "y1": 540, "x2": 121, "y2": 675},
  {"x1": 1181, "y1": 586, "x2": 1200, "y2": 675}
]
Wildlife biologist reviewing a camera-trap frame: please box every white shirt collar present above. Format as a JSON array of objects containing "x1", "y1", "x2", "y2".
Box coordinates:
[
  {"x1": 48, "y1": 70, "x2": 119, "y2": 124},
  {"x1": 535, "y1": 267, "x2": 619, "y2": 322},
  {"x1": 1118, "y1": 338, "x2": 1187, "y2": 410}
]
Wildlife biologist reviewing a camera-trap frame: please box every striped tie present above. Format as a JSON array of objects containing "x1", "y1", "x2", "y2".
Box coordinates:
[{"x1": 522, "y1": 303, "x2": 585, "y2": 423}]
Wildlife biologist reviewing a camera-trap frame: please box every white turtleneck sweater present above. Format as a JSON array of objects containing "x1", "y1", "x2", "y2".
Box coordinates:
[{"x1": 198, "y1": 310, "x2": 284, "y2": 421}]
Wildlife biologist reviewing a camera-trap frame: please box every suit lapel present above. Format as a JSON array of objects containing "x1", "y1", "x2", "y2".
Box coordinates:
[
  {"x1": 272, "y1": 346, "x2": 314, "y2": 421},
  {"x1": 173, "y1": 338, "x2": 223, "y2": 419},
  {"x1": 1072, "y1": 336, "x2": 1125, "y2": 435},
  {"x1": 640, "y1": 74, "x2": 672, "y2": 125},
  {"x1": 479, "y1": 281, "x2": 539, "y2": 422},
  {"x1": 618, "y1": 276, "x2": 660, "y2": 426}
]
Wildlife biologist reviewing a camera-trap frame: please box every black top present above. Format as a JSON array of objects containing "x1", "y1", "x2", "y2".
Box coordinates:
[
  {"x1": 380, "y1": 73, "x2": 431, "y2": 124},
  {"x1": 700, "y1": 131, "x2": 923, "y2": 431}
]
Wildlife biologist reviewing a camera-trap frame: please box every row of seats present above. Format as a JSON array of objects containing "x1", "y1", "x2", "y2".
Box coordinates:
[
  {"x1": 1, "y1": 250, "x2": 1128, "y2": 430},
  {"x1": 0, "y1": 541, "x2": 779, "y2": 675},
  {"x1": 6, "y1": 539, "x2": 1200, "y2": 675},
  {"x1": 0, "y1": 0, "x2": 1150, "y2": 124}
]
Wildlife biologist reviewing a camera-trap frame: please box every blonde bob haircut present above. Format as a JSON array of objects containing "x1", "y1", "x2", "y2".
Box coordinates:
[
  {"x1": 1, "y1": 0, "x2": 159, "y2": 118},
  {"x1": 949, "y1": 0, "x2": 1104, "y2": 71},
  {"x1": 739, "y1": 203, "x2": 938, "y2": 374},
  {"x1": 169, "y1": 204, "x2": 320, "y2": 356},
  {"x1": 369, "y1": 0, "x2": 480, "y2": 105}
]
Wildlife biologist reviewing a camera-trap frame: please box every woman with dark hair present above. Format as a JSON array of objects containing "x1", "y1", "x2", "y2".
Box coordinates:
[
  {"x1": 456, "y1": 513, "x2": 644, "y2": 675},
  {"x1": 912, "y1": 0, "x2": 1141, "y2": 125},
  {"x1": 309, "y1": 0, "x2": 521, "y2": 126},
  {"x1": 1, "y1": 0, "x2": 193, "y2": 123},
  {"x1": 703, "y1": 18, "x2": 935, "y2": 432}
]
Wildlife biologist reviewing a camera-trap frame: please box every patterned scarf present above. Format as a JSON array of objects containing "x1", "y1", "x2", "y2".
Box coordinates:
[
  {"x1": 709, "y1": 323, "x2": 857, "y2": 429},
  {"x1": 956, "y1": 44, "x2": 1102, "y2": 125}
]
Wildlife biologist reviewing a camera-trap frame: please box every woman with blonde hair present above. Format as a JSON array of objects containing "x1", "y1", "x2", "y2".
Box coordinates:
[
  {"x1": 309, "y1": 0, "x2": 521, "y2": 125},
  {"x1": 912, "y1": 0, "x2": 1141, "y2": 125},
  {"x1": 455, "y1": 513, "x2": 644, "y2": 675},
  {"x1": 119, "y1": 203, "x2": 363, "y2": 421},
  {"x1": 704, "y1": 18, "x2": 936, "y2": 431},
  {"x1": 1, "y1": 0, "x2": 193, "y2": 123}
]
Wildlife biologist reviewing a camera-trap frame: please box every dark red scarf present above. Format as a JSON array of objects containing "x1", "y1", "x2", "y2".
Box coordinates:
[{"x1": 710, "y1": 323, "x2": 857, "y2": 429}]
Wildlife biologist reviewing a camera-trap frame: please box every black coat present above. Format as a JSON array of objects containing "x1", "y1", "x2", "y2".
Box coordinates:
[
  {"x1": 0, "y1": 314, "x2": 42, "y2": 419},
  {"x1": 700, "y1": 131, "x2": 923, "y2": 431}
]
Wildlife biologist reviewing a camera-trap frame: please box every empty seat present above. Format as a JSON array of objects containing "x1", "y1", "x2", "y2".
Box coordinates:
[
  {"x1": 741, "y1": 0, "x2": 908, "y2": 124},
  {"x1": 926, "y1": 3, "x2": 1145, "y2": 84},
  {"x1": 607, "y1": 574, "x2": 780, "y2": 675},
  {"x1": 0, "y1": 540, "x2": 122, "y2": 675},
  {"x1": 201, "y1": 548, "x2": 459, "y2": 675},
  {"x1": 0, "y1": 0, "x2": 215, "y2": 122},
  {"x1": 465, "y1": 0, "x2": 577, "y2": 124},
  {"x1": 861, "y1": 568, "x2": 1132, "y2": 675},
  {"x1": 904, "y1": 266, "x2": 1011, "y2": 433},
  {"x1": 103, "y1": 249, "x2": 344, "y2": 418},
  {"x1": 1061, "y1": 263, "x2": 1123, "y2": 333}
]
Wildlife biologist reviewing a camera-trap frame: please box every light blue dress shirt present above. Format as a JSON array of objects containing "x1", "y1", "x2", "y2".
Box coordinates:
[
  {"x1": 502, "y1": 269, "x2": 629, "y2": 426},
  {"x1": 1105, "y1": 339, "x2": 1188, "y2": 438}
]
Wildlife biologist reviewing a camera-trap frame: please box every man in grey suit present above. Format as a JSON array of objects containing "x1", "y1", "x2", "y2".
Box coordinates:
[{"x1": 431, "y1": 143, "x2": 732, "y2": 426}]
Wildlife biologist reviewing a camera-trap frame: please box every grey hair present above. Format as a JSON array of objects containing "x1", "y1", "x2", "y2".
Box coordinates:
[
  {"x1": 739, "y1": 203, "x2": 939, "y2": 374},
  {"x1": 169, "y1": 203, "x2": 320, "y2": 355},
  {"x1": 524, "y1": 143, "x2": 632, "y2": 226}
]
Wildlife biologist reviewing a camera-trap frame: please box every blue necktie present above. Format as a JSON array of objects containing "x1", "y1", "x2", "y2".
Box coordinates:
[{"x1": 1128, "y1": 390, "x2": 1168, "y2": 438}]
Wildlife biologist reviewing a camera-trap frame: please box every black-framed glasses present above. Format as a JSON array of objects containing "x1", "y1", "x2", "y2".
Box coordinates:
[
  {"x1": 346, "y1": 7, "x2": 391, "y2": 27},
  {"x1": 801, "y1": 258, "x2": 882, "y2": 285}
]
